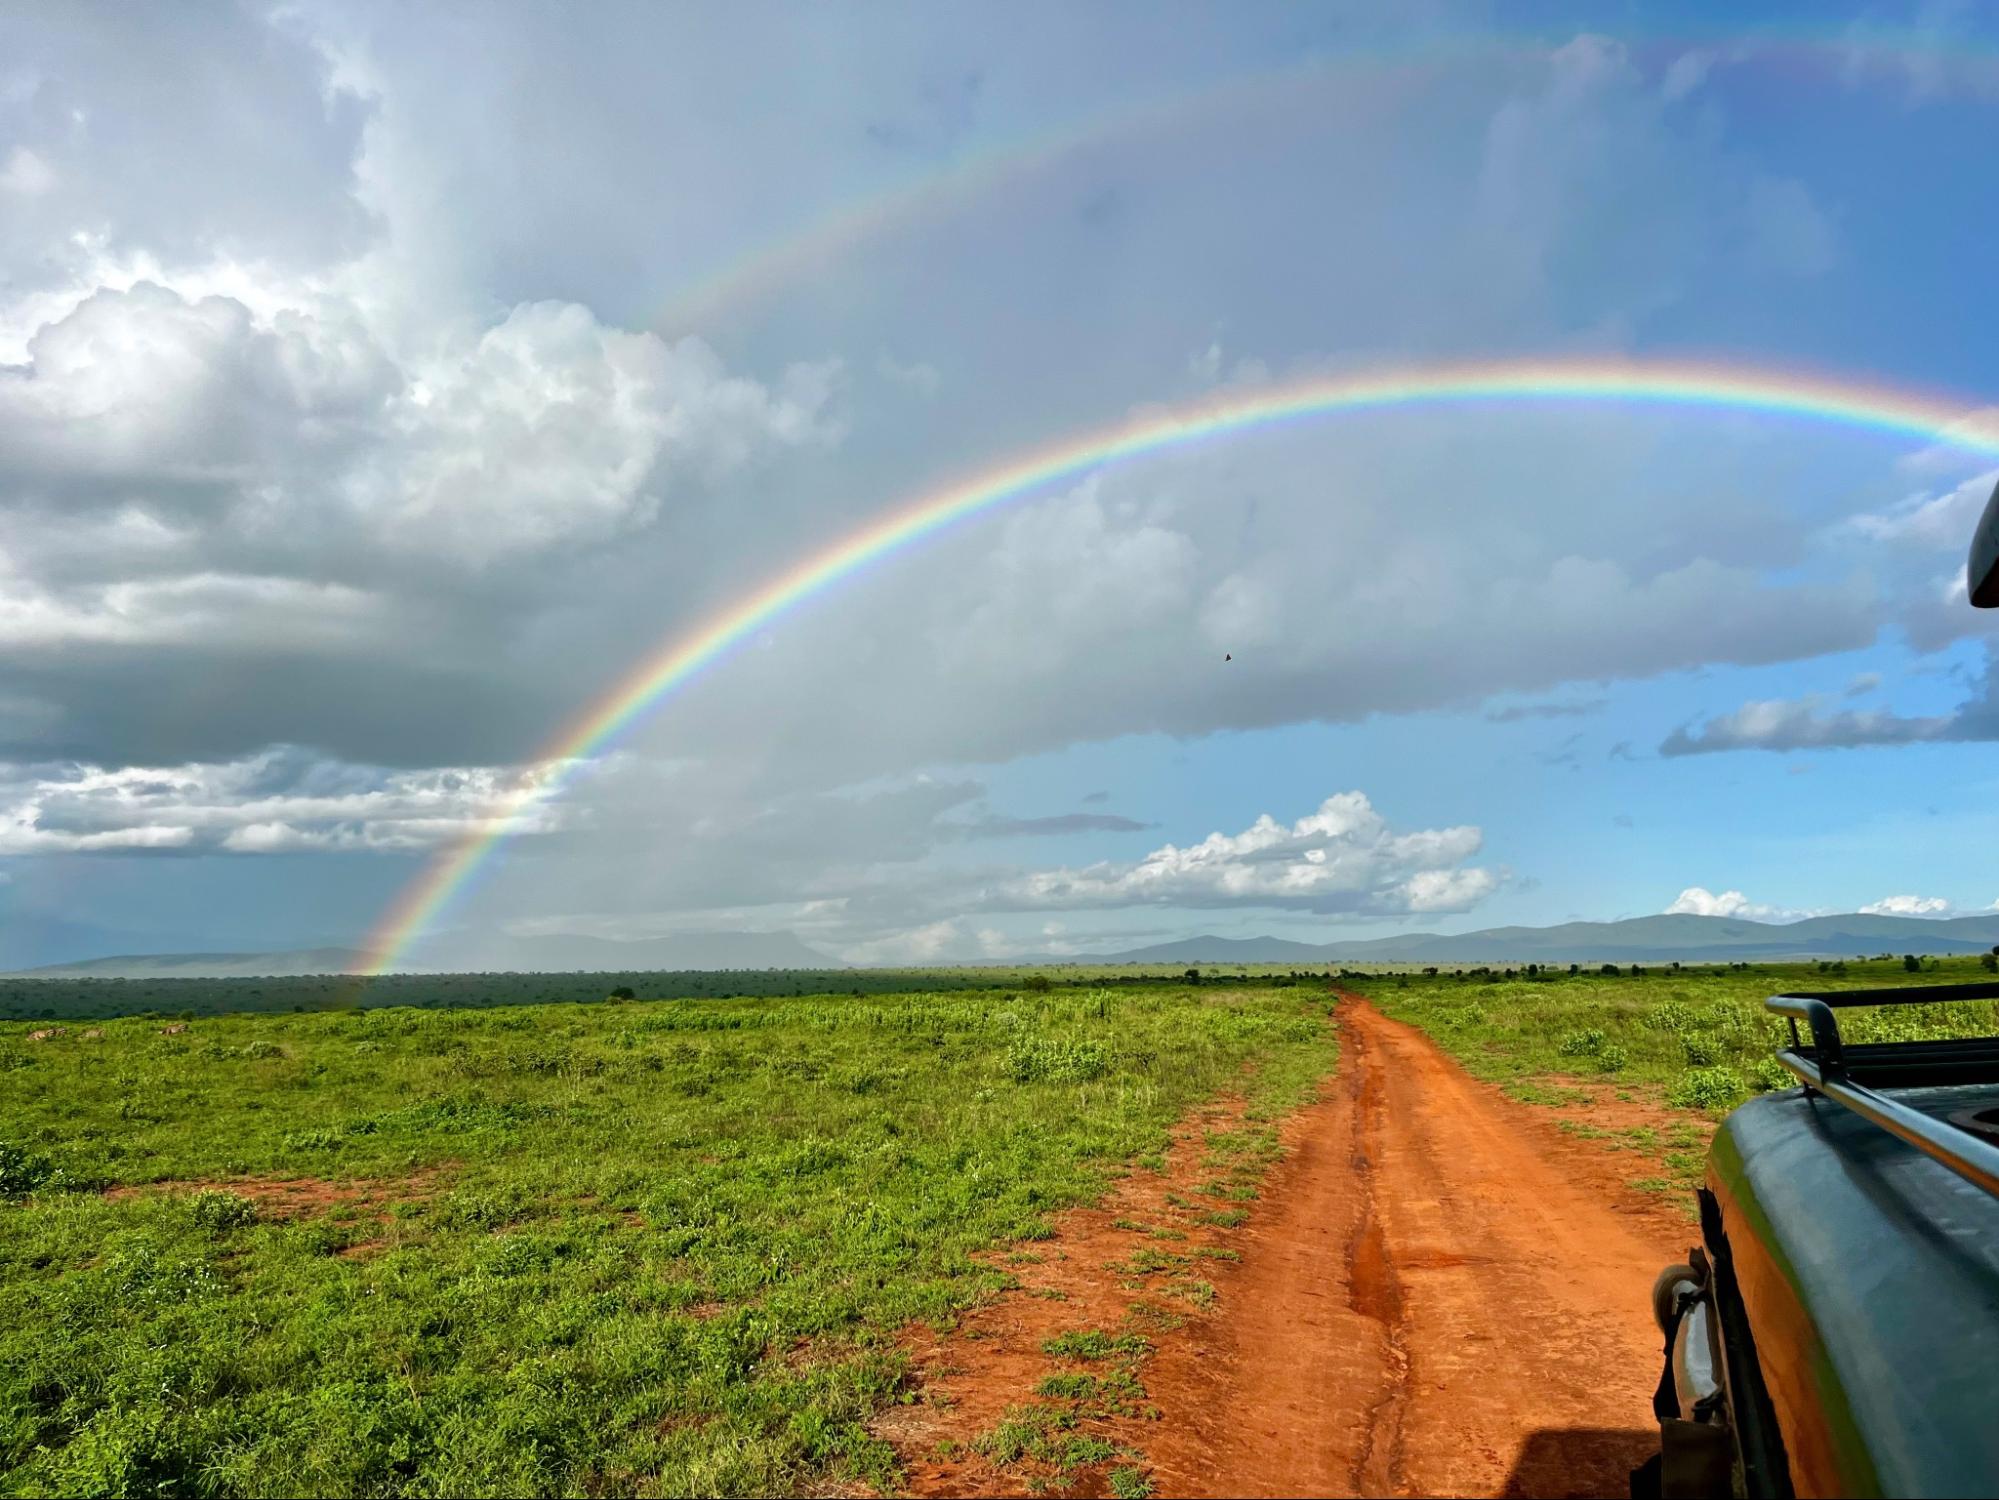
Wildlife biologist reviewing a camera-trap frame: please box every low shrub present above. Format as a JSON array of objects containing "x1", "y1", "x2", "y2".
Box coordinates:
[
  {"x1": 1680, "y1": 1033, "x2": 1722, "y2": 1067},
  {"x1": 189, "y1": 1189, "x2": 259, "y2": 1232},
  {"x1": 0, "y1": 1139, "x2": 53, "y2": 1198},
  {"x1": 1750, "y1": 1055, "x2": 1795, "y2": 1093},
  {"x1": 1667, "y1": 1066, "x2": 1745, "y2": 1112},
  {"x1": 1004, "y1": 1037, "x2": 1109, "y2": 1084}
]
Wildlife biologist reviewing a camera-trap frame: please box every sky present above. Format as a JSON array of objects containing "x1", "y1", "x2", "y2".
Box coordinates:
[{"x1": 4, "y1": 0, "x2": 1999, "y2": 968}]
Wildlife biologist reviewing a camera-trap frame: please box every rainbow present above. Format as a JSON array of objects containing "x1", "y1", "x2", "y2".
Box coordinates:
[
  {"x1": 659, "y1": 26, "x2": 1999, "y2": 337},
  {"x1": 360, "y1": 354, "x2": 1999, "y2": 973}
]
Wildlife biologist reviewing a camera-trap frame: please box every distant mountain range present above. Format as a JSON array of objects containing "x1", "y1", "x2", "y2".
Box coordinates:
[
  {"x1": 1067, "y1": 912, "x2": 1999, "y2": 966},
  {"x1": 8, "y1": 929, "x2": 835, "y2": 977},
  {"x1": 12, "y1": 911, "x2": 1999, "y2": 978},
  {"x1": 15, "y1": 948, "x2": 377, "y2": 978}
]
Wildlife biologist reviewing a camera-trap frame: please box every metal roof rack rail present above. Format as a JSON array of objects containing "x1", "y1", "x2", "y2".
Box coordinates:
[{"x1": 1767, "y1": 981, "x2": 1999, "y2": 1202}]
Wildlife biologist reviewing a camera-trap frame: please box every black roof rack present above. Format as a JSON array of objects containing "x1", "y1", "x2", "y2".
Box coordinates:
[{"x1": 1767, "y1": 981, "x2": 1999, "y2": 1202}]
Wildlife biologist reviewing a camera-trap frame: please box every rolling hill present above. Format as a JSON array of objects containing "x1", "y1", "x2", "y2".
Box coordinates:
[{"x1": 1074, "y1": 912, "x2": 1999, "y2": 965}]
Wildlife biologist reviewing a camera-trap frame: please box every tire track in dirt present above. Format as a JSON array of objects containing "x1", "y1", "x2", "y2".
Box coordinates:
[
  {"x1": 872, "y1": 994, "x2": 1690, "y2": 1498},
  {"x1": 1340, "y1": 995, "x2": 1685, "y2": 1498},
  {"x1": 1341, "y1": 1013, "x2": 1408, "y2": 1496}
]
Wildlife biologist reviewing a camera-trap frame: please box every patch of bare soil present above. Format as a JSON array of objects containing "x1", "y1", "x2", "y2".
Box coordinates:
[
  {"x1": 104, "y1": 1168, "x2": 449, "y2": 1232},
  {"x1": 871, "y1": 996, "x2": 1691, "y2": 1499},
  {"x1": 872, "y1": 1084, "x2": 1295, "y2": 1498}
]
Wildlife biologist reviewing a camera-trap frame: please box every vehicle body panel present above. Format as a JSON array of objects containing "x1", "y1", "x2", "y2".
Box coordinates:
[{"x1": 1709, "y1": 1085, "x2": 1999, "y2": 1497}]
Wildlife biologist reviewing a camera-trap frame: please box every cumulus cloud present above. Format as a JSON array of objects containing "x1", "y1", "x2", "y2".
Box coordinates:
[
  {"x1": 0, "y1": 282, "x2": 396, "y2": 490},
  {"x1": 1858, "y1": 894, "x2": 1952, "y2": 917},
  {"x1": 0, "y1": 283, "x2": 839, "y2": 565},
  {"x1": 352, "y1": 302, "x2": 842, "y2": 562},
  {"x1": 991, "y1": 792, "x2": 1497, "y2": 916},
  {"x1": 1664, "y1": 886, "x2": 1810, "y2": 922}
]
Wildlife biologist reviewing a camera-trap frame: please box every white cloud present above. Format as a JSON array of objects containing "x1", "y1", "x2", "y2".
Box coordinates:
[
  {"x1": 0, "y1": 282, "x2": 396, "y2": 489},
  {"x1": 1846, "y1": 470, "x2": 1998, "y2": 549},
  {"x1": 1859, "y1": 894, "x2": 1952, "y2": 917},
  {"x1": 992, "y1": 792, "x2": 1496, "y2": 917},
  {"x1": 355, "y1": 302, "x2": 842, "y2": 562},
  {"x1": 838, "y1": 917, "x2": 966, "y2": 965},
  {"x1": 1664, "y1": 886, "x2": 1809, "y2": 921},
  {"x1": 1666, "y1": 887, "x2": 1964, "y2": 922},
  {"x1": 0, "y1": 146, "x2": 55, "y2": 196},
  {"x1": 1661, "y1": 695, "x2": 1954, "y2": 755},
  {"x1": 935, "y1": 478, "x2": 1199, "y2": 678},
  {"x1": 1659, "y1": 51, "x2": 1714, "y2": 103},
  {"x1": 1, "y1": 282, "x2": 841, "y2": 571},
  {"x1": 0, "y1": 749, "x2": 571, "y2": 855}
]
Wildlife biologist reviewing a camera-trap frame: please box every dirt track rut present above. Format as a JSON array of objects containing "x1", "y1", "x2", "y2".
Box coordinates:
[
  {"x1": 1150, "y1": 996, "x2": 1690, "y2": 1497},
  {"x1": 877, "y1": 994, "x2": 1696, "y2": 1497}
]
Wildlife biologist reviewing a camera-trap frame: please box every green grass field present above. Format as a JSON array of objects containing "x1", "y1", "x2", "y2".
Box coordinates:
[
  {"x1": 0, "y1": 965, "x2": 1338, "y2": 1024},
  {"x1": 6, "y1": 958, "x2": 1995, "y2": 1496},
  {"x1": 0, "y1": 985, "x2": 1335, "y2": 1497},
  {"x1": 1367, "y1": 958, "x2": 1999, "y2": 1200},
  {"x1": 1372, "y1": 956, "x2": 1999, "y2": 1104}
]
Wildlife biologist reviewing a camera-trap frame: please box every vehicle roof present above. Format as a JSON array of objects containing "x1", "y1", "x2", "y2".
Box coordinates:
[{"x1": 1711, "y1": 1084, "x2": 1999, "y2": 1497}]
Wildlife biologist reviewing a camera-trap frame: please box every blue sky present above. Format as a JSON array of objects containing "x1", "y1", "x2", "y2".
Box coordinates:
[{"x1": 2, "y1": 1, "x2": 1998, "y2": 967}]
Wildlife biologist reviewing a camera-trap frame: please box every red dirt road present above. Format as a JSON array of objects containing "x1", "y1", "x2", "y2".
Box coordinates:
[{"x1": 877, "y1": 995, "x2": 1694, "y2": 1498}]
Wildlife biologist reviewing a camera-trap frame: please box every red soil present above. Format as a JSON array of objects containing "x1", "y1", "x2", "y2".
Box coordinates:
[
  {"x1": 104, "y1": 1168, "x2": 448, "y2": 1228},
  {"x1": 871, "y1": 994, "x2": 1690, "y2": 1498}
]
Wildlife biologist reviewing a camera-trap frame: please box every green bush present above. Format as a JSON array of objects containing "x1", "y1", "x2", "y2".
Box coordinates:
[
  {"x1": 188, "y1": 1189, "x2": 259, "y2": 1232},
  {"x1": 1680, "y1": 1033, "x2": 1721, "y2": 1067},
  {"x1": 1004, "y1": 1037, "x2": 1109, "y2": 1084},
  {"x1": 0, "y1": 1140, "x2": 52, "y2": 1198},
  {"x1": 1557, "y1": 1028, "x2": 1605, "y2": 1057},
  {"x1": 1667, "y1": 1066, "x2": 1745, "y2": 1112},
  {"x1": 1751, "y1": 1055, "x2": 1795, "y2": 1093},
  {"x1": 1648, "y1": 1003, "x2": 1695, "y2": 1033},
  {"x1": 1596, "y1": 1044, "x2": 1629, "y2": 1074}
]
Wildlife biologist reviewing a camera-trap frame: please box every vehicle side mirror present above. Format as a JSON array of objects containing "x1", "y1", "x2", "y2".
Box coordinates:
[{"x1": 1971, "y1": 478, "x2": 1999, "y2": 608}]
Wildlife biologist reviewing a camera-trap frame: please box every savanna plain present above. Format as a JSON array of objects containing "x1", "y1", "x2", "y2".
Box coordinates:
[{"x1": 3, "y1": 959, "x2": 1993, "y2": 1497}]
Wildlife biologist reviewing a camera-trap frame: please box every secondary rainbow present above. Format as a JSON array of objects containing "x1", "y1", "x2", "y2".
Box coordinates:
[
  {"x1": 361, "y1": 355, "x2": 1999, "y2": 972},
  {"x1": 658, "y1": 26, "x2": 1999, "y2": 336}
]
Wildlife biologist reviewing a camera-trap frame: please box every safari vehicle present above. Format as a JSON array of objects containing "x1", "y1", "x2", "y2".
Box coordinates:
[
  {"x1": 1641, "y1": 485, "x2": 1999, "y2": 1500},
  {"x1": 1641, "y1": 983, "x2": 1999, "y2": 1497}
]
